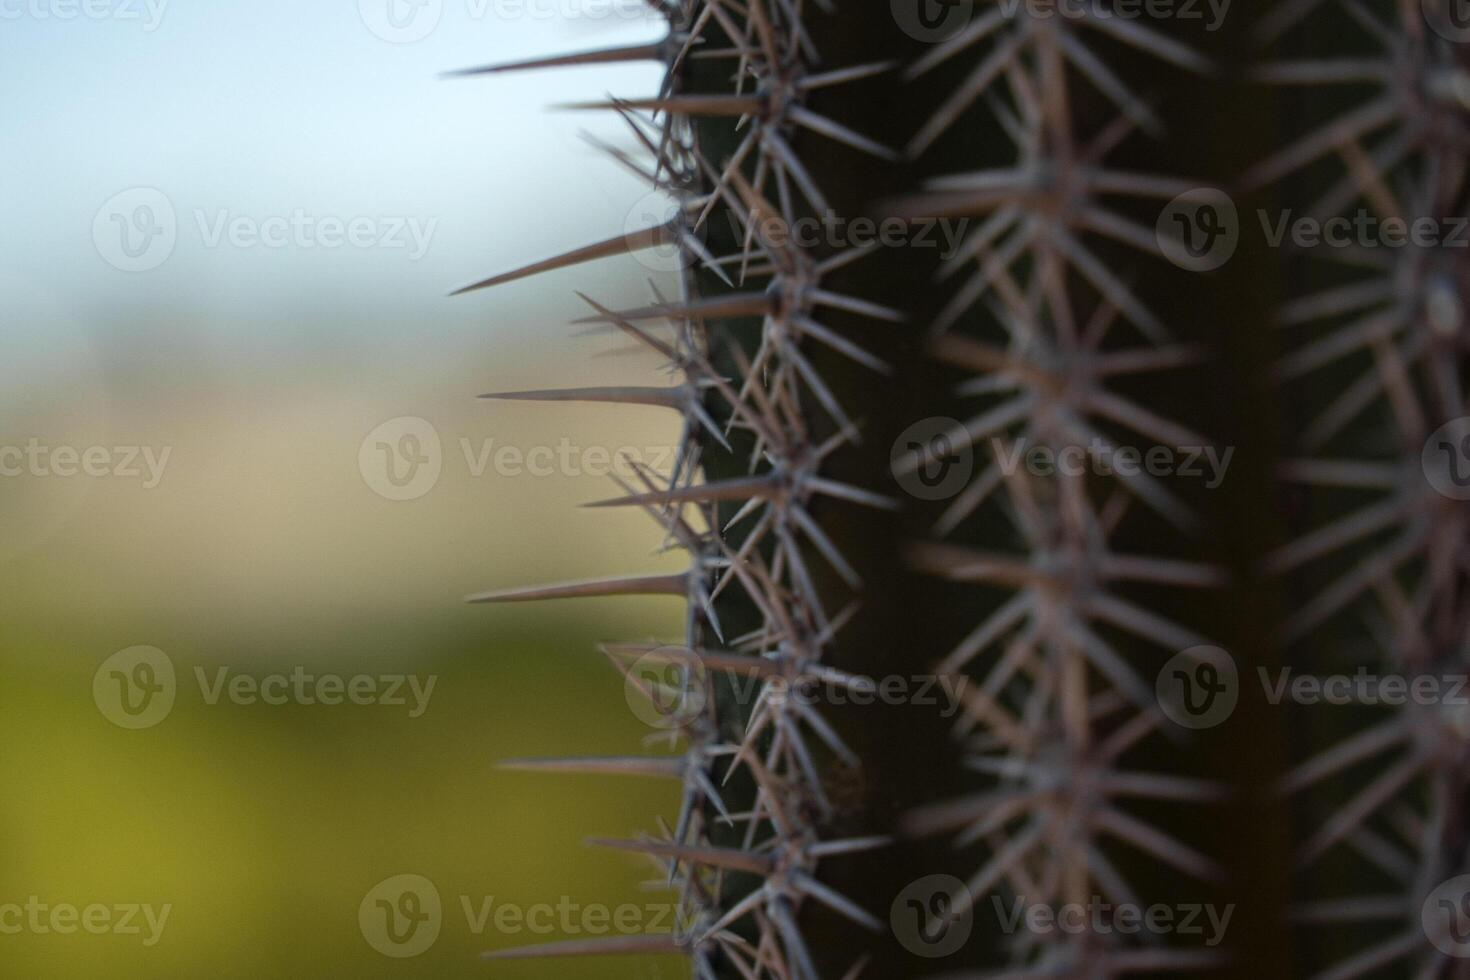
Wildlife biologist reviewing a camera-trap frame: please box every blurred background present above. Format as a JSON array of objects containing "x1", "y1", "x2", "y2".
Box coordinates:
[{"x1": 0, "y1": 1, "x2": 693, "y2": 975}]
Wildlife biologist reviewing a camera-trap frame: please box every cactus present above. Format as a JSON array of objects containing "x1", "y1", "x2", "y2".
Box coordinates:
[
  {"x1": 1254, "y1": 0, "x2": 1470, "y2": 977},
  {"x1": 455, "y1": 6, "x2": 916, "y2": 977},
  {"x1": 895, "y1": 3, "x2": 1234, "y2": 977},
  {"x1": 451, "y1": 1, "x2": 1468, "y2": 978}
]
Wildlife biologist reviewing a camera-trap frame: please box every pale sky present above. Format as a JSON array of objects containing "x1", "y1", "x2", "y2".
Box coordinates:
[
  {"x1": 0, "y1": 0, "x2": 687, "y2": 621},
  {"x1": 0, "y1": 0, "x2": 667, "y2": 339}
]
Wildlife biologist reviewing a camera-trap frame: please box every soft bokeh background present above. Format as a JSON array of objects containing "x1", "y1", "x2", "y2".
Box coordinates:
[{"x1": 0, "y1": 2, "x2": 692, "y2": 975}]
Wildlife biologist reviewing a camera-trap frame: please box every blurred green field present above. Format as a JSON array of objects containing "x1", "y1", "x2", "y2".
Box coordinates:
[
  {"x1": 1, "y1": 5, "x2": 693, "y2": 973},
  {"x1": 0, "y1": 314, "x2": 693, "y2": 977},
  {"x1": 0, "y1": 610, "x2": 690, "y2": 978}
]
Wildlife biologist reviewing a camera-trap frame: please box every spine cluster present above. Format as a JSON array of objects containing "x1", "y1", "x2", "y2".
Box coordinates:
[
  {"x1": 899, "y1": 3, "x2": 1227, "y2": 976},
  {"x1": 455, "y1": 3, "x2": 905, "y2": 976},
  {"x1": 1257, "y1": 1, "x2": 1470, "y2": 976}
]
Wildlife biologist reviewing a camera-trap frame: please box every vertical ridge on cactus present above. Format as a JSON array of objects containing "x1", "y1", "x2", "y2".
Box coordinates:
[
  {"x1": 894, "y1": 3, "x2": 1229, "y2": 976},
  {"x1": 457, "y1": 3, "x2": 907, "y2": 976},
  {"x1": 1256, "y1": 0, "x2": 1470, "y2": 977}
]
